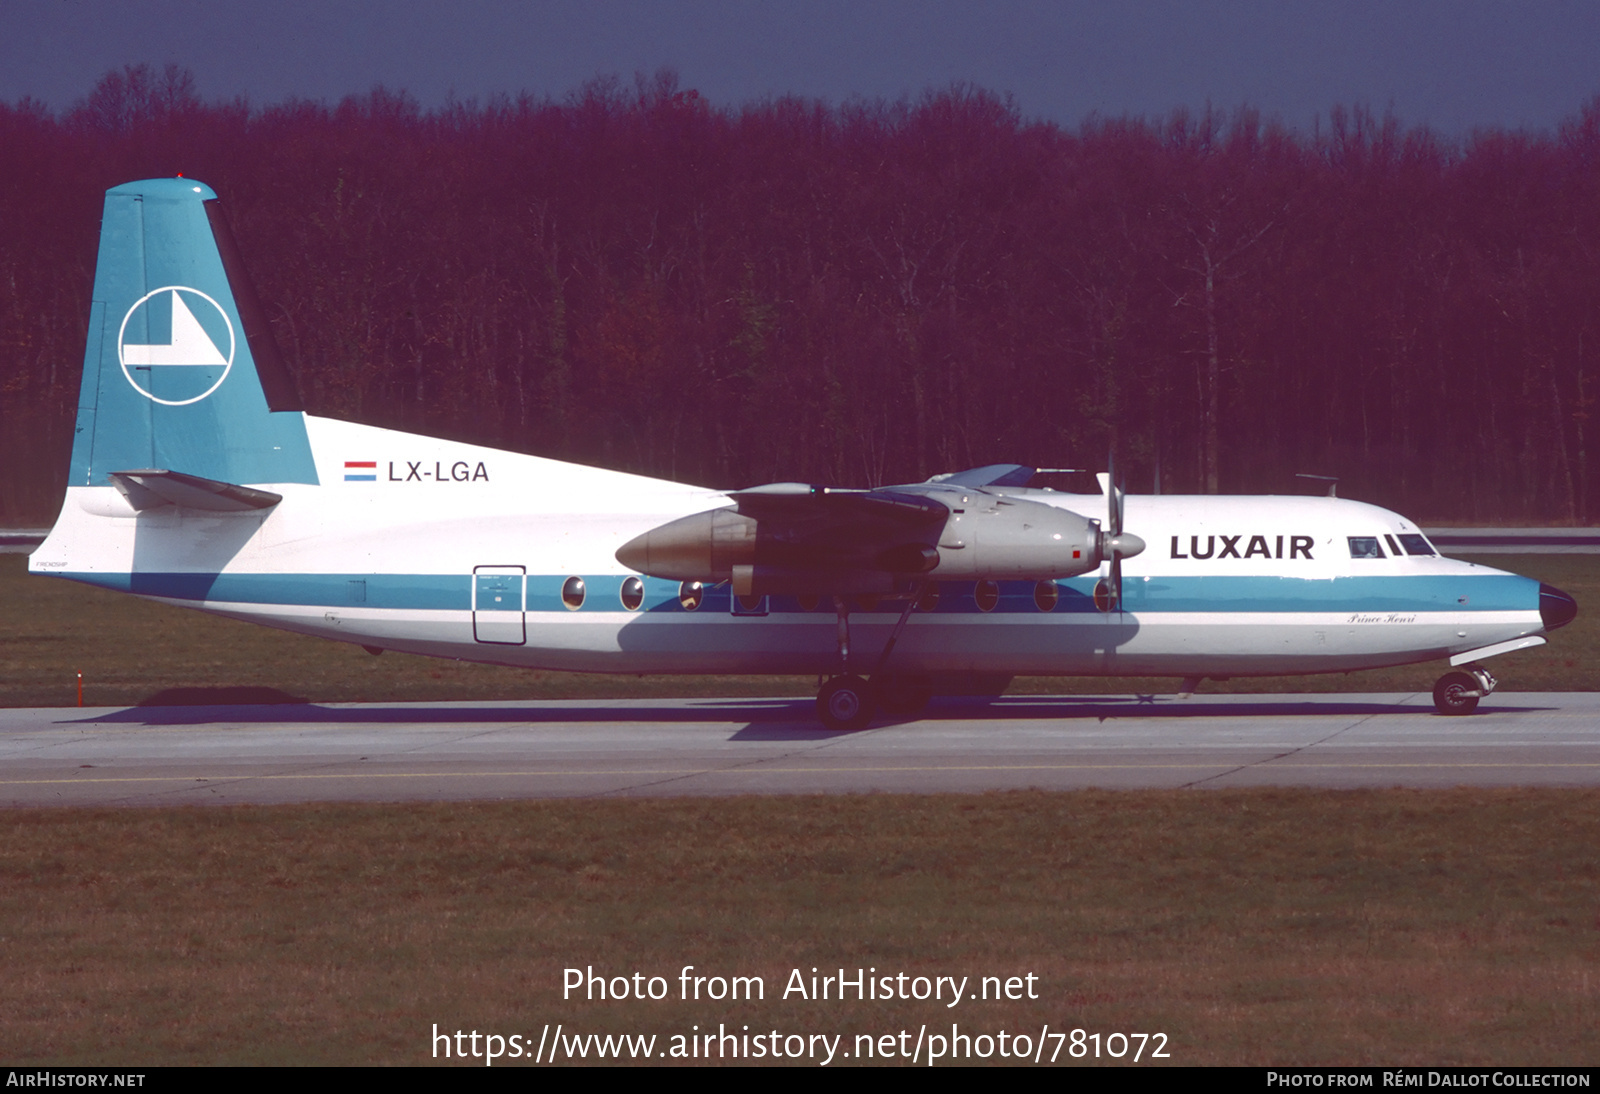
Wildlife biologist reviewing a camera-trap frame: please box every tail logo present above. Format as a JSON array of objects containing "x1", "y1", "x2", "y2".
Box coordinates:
[{"x1": 117, "y1": 286, "x2": 236, "y2": 406}]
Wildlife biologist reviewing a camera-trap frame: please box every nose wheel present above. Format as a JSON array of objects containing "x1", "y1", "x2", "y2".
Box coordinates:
[{"x1": 1432, "y1": 664, "x2": 1496, "y2": 715}]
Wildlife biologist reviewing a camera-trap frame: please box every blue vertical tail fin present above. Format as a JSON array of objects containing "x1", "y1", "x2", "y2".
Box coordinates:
[{"x1": 70, "y1": 178, "x2": 318, "y2": 488}]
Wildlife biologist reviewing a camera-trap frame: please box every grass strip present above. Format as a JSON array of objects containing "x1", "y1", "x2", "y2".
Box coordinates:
[{"x1": 1, "y1": 789, "x2": 1596, "y2": 1065}]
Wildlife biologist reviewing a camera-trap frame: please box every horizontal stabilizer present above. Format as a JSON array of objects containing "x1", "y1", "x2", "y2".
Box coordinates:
[{"x1": 109, "y1": 469, "x2": 283, "y2": 512}]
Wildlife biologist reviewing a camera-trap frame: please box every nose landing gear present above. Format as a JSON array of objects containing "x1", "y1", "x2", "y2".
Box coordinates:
[{"x1": 1432, "y1": 664, "x2": 1497, "y2": 715}]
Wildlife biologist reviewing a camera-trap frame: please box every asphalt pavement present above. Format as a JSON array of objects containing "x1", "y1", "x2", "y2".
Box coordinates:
[{"x1": 1, "y1": 691, "x2": 1596, "y2": 805}]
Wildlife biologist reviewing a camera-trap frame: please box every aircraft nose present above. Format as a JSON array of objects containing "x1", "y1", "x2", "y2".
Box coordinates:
[{"x1": 1540, "y1": 583, "x2": 1578, "y2": 631}]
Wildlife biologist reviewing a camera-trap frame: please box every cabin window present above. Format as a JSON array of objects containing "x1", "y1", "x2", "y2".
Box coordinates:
[
  {"x1": 562, "y1": 575, "x2": 586, "y2": 610},
  {"x1": 1347, "y1": 537, "x2": 1384, "y2": 559},
  {"x1": 620, "y1": 576, "x2": 644, "y2": 611},
  {"x1": 1033, "y1": 580, "x2": 1059, "y2": 612},
  {"x1": 974, "y1": 580, "x2": 1000, "y2": 612},
  {"x1": 1398, "y1": 534, "x2": 1436, "y2": 556},
  {"x1": 678, "y1": 580, "x2": 703, "y2": 611}
]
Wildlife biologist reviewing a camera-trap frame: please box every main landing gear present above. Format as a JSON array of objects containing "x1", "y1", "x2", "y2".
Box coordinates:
[
  {"x1": 1432, "y1": 664, "x2": 1497, "y2": 715},
  {"x1": 814, "y1": 588, "x2": 931, "y2": 731},
  {"x1": 814, "y1": 674, "x2": 934, "y2": 731},
  {"x1": 817, "y1": 674, "x2": 874, "y2": 731}
]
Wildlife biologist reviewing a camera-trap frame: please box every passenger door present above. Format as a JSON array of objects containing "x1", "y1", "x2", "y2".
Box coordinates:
[{"x1": 473, "y1": 566, "x2": 526, "y2": 645}]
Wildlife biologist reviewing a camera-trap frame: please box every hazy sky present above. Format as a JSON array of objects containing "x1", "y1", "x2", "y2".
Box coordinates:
[{"x1": 4, "y1": 0, "x2": 1599, "y2": 134}]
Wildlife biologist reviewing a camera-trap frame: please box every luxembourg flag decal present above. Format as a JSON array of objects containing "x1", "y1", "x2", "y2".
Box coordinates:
[{"x1": 344, "y1": 461, "x2": 377, "y2": 481}]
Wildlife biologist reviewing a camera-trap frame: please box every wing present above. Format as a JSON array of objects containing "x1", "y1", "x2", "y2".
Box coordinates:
[
  {"x1": 925, "y1": 463, "x2": 1036, "y2": 487},
  {"x1": 617, "y1": 466, "x2": 1106, "y2": 597},
  {"x1": 616, "y1": 483, "x2": 949, "y2": 594}
]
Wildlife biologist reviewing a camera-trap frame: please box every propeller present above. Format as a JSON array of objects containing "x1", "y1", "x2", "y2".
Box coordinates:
[{"x1": 1093, "y1": 453, "x2": 1146, "y2": 612}]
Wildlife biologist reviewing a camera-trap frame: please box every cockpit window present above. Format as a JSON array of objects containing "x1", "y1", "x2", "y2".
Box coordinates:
[
  {"x1": 1348, "y1": 536, "x2": 1385, "y2": 559},
  {"x1": 1397, "y1": 534, "x2": 1435, "y2": 556}
]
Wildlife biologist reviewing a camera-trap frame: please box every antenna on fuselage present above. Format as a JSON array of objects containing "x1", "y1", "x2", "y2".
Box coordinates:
[{"x1": 1295, "y1": 473, "x2": 1339, "y2": 498}]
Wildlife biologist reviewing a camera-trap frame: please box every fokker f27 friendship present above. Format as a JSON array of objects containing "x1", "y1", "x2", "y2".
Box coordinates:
[{"x1": 31, "y1": 179, "x2": 1578, "y2": 728}]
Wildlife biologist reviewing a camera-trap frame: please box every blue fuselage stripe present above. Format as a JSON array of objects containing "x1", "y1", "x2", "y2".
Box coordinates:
[{"x1": 55, "y1": 572, "x2": 1541, "y2": 615}]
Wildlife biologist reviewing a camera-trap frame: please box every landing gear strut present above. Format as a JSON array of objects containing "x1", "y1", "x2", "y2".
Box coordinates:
[
  {"x1": 1432, "y1": 664, "x2": 1497, "y2": 715},
  {"x1": 815, "y1": 595, "x2": 873, "y2": 730},
  {"x1": 814, "y1": 586, "x2": 928, "y2": 730}
]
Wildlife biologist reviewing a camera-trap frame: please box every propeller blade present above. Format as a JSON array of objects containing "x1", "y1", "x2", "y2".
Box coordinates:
[
  {"x1": 1096, "y1": 451, "x2": 1141, "y2": 612},
  {"x1": 1108, "y1": 450, "x2": 1121, "y2": 532},
  {"x1": 1098, "y1": 451, "x2": 1124, "y2": 537}
]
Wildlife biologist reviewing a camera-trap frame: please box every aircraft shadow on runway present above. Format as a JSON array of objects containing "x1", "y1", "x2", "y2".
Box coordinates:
[{"x1": 56, "y1": 693, "x2": 1558, "y2": 737}]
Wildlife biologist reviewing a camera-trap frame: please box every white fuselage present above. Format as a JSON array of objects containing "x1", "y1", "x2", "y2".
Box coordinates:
[{"x1": 31, "y1": 414, "x2": 1546, "y2": 680}]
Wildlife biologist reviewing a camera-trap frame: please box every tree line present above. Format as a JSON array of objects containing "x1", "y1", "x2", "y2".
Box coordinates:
[{"x1": 3, "y1": 64, "x2": 1598, "y2": 524}]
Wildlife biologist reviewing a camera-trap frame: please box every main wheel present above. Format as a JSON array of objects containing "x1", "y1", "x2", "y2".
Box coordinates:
[
  {"x1": 817, "y1": 675, "x2": 875, "y2": 730},
  {"x1": 1432, "y1": 671, "x2": 1481, "y2": 715}
]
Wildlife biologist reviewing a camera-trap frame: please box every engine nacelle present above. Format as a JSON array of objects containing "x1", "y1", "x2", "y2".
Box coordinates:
[
  {"x1": 930, "y1": 496, "x2": 1106, "y2": 579},
  {"x1": 617, "y1": 492, "x2": 1126, "y2": 586},
  {"x1": 615, "y1": 507, "x2": 756, "y2": 581}
]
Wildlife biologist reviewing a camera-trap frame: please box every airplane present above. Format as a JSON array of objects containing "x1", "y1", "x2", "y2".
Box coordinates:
[{"x1": 29, "y1": 178, "x2": 1578, "y2": 729}]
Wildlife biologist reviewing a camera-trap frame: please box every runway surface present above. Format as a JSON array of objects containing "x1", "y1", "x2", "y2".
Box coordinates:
[{"x1": 1, "y1": 691, "x2": 1597, "y2": 805}]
